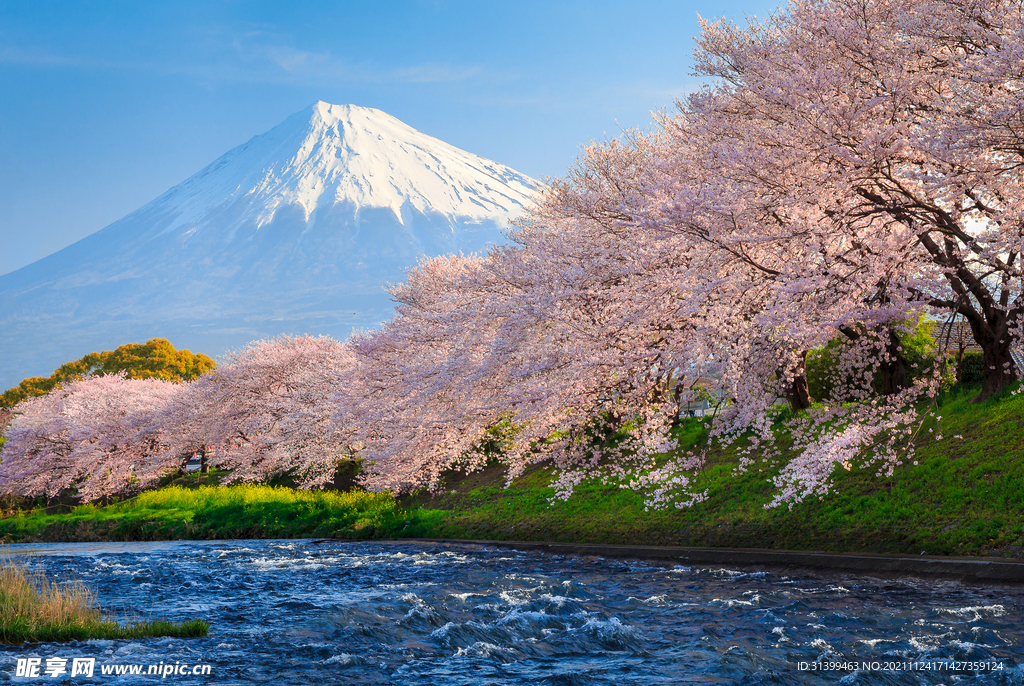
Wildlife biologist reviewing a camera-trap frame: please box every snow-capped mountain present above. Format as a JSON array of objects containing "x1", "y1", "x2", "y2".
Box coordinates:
[{"x1": 0, "y1": 102, "x2": 541, "y2": 388}]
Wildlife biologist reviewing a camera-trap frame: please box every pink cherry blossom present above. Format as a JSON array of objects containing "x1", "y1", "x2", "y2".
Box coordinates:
[{"x1": 0, "y1": 374, "x2": 180, "y2": 500}]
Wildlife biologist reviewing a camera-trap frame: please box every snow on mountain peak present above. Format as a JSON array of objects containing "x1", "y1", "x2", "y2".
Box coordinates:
[{"x1": 154, "y1": 101, "x2": 540, "y2": 237}]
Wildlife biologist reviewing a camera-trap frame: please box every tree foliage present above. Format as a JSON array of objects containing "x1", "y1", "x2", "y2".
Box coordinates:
[
  {"x1": 0, "y1": 337, "x2": 349, "y2": 501},
  {"x1": 0, "y1": 374, "x2": 181, "y2": 501},
  {"x1": 807, "y1": 317, "x2": 944, "y2": 401},
  {"x1": 160, "y1": 335, "x2": 354, "y2": 489},
  {"x1": 0, "y1": 339, "x2": 215, "y2": 408}
]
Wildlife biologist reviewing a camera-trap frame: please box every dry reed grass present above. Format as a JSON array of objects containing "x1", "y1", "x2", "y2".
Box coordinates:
[
  {"x1": 0, "y1": 555, "x2": 208, "y2": 644},
  {"x1": 0, "y1": 557, "x2": 99, "y2": 629}
]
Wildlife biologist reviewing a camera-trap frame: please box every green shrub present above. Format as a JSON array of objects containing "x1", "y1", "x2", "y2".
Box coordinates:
[
  {"x1": 807, "y1": 316, "x2": 943, "y2": 401},
  {"x1": 957, "y1": 350, "x2": 985, "y2": 384}
]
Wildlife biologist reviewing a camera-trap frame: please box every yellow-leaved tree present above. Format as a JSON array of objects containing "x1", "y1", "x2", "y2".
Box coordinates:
[{"x1": 0, "y1": 339, "x2": 215, "y2": 408}]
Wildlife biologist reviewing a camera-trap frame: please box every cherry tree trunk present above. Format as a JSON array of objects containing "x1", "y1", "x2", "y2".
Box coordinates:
[
  {"x1": 967, "y1": 315, "x2": 1017, "y2": 401},
  {"x1": 977, "y1": 341, "x2": 1017, "y2": 401},
  {"x1": 877, "y1": 330, "x2": 909, "y2": 397},
  {"x1": 786, "y1": 351, "x2": 812, "y2": 412}
]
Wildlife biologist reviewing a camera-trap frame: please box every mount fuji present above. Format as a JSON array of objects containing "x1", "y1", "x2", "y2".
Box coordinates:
[{"x1": 0, "y1": 102, "x2": 541, "y2": 388}]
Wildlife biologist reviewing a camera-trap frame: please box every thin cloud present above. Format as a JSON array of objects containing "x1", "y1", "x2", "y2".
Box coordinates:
[
  {"x1": 0, "y1": 44, "x2": 109, "y2": 68},
  {"x1": 0, "y1": 32, "x2": 484, "y2": 88}
]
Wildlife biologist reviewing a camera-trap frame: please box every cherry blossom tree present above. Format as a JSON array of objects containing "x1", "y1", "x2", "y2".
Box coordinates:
[
  {"x1": 0, "y1": 336, "x2": 353, "y2": 500},
  {"x1": 337, "y1": 210, "x2": 717, "y2": 503},
  {"x1": 163, "y1": 335, "x2": 354, "y2": 489},
  {"x1": 339, "y1": 0, "x2": 1022, "y2": 508},
  {"x1": 683, "y1": 0, "x2": 1024, "y2": 399},
  {"x1": 0, "y1": 374, "x2": 181, "y2": 501},
  {"x1": 509, "y1": 0, "x2": 1024, "y2": 505}
]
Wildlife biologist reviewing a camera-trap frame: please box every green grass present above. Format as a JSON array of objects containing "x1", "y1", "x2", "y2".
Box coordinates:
[
  {"x1": 0, "y1": 385, "x2": 1021, "y2": 557},
  {"x1": 0, "y1": 557, "x2": 208, "y2": 644},
  {"x1": 0, "y1": 617, "x2": 210, "y2": 645},
  {"x1": 0, "y1": 484, "x2": 421, "y2": 543}
]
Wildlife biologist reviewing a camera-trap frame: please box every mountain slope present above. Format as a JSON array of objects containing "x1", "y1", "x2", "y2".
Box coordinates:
[{"x1": 0, "y1": 102, "x2": 540, "y2": 388}]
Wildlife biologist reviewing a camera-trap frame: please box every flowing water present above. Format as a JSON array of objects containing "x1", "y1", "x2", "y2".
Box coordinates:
[{"x1": 0, "y1": 539, "x2": 1021, "y2": 685}]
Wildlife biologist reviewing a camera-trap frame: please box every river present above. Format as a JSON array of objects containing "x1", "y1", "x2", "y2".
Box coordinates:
[{"x1": 0, "y1": 539, "x2": 1021, "y2": 684}]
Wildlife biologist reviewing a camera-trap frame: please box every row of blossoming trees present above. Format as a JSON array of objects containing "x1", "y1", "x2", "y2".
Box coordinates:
[{"x1": 2, "y1": 0, "x2": 1022, "y2": 507}]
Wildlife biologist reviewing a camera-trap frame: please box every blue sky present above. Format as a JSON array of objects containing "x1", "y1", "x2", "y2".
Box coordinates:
[{"x1": 0, "y1": 0, "x2": 778, "y2": 276}]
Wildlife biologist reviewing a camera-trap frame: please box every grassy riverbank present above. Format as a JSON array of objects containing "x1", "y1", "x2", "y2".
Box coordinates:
[
  {"x1": 0, "y1": 486, "x2": 409, "y2": 543},
  {"x1": 393, "y1": 386, "x2": 1023, "y2": 558},
  {"x1": 0, "y1": 386, "x2": 1021, "y2": 558},
  {"x1": 0, "y1": 558, "x2": 208, "y2": 644}
]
